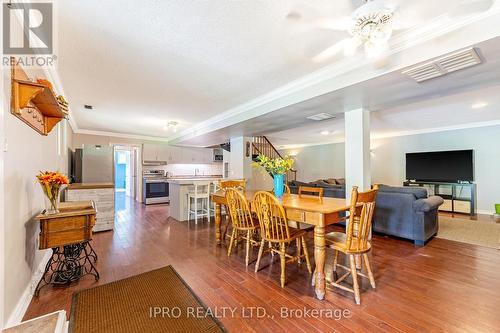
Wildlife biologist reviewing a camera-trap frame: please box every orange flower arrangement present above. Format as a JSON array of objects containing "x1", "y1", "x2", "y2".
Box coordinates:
[{"x1": 36, "y1": 171, "x2": 69, "y2": 214}]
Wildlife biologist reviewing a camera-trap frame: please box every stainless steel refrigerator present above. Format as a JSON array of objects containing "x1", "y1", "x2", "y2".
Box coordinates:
[{"x1": 71, "y1": 145, "x2": 114, "y2": 183}]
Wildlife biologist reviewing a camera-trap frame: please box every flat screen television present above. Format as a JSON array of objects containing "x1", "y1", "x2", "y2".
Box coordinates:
[{"x1": 406, "y1": 150, "x2": 474, "y2": 183}]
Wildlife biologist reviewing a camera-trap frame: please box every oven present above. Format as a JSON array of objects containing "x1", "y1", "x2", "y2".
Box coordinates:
[{"x1": 143, "y1": 170, "x2": 169, "y2": 204}]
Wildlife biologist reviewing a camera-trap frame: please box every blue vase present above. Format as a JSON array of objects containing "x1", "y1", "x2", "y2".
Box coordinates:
[{"x1": 273, "y1": 174, "x2": 285, "y2": 198}]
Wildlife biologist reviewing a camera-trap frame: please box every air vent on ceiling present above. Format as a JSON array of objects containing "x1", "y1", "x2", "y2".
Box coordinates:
[
  {"x1": 402, "y1": 47, "x2": 482, "y2": 83},
  {"x1": 306, "y1": 113, "x2": 335, "y2": 121}
]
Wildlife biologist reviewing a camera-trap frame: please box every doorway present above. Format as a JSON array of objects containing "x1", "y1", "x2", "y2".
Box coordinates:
[{"x1": 114, "y1": 146, "x2": 139, "y2": 210}]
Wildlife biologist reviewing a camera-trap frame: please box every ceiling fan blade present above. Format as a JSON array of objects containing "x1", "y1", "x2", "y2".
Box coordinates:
[
  {"x1": 316, "y1": 16, "x2": 353, "y2": 31},
  {"x1": 448, "y1": 0, "x2": 494, "y2": 17},
  {"x1": 312, "y1": 38, "x2": 360, "y2": 62}
]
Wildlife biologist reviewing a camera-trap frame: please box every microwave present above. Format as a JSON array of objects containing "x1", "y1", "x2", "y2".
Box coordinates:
[{"x1": 213, "y1": 148, "x2": 223, "y2": 162}]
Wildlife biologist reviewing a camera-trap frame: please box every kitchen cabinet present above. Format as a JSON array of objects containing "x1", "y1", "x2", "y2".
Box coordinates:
[
  {"x1": 167, "y1": 146, "x2": 182, "y2": 163},
  {"x1": 143, "y1": 143, "x2": 168, "y2": 162},
  {"x1": 156, "y1": 144, "x2": 169, "y2": 161},
  {"x1": 144, "y1": 144, "x2": 215, "y2": 164},
  {"x1": 143, "y1": 143, "x2": 159, "y2": 161}
]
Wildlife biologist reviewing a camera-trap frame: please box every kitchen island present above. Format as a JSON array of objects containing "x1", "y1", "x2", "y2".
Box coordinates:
[
  {"x1": 168, "y1": 177, "x2": 222, "y2": 221},
  {"x1": 66, "y1": 182, "x2": 115, "y2": 231}
]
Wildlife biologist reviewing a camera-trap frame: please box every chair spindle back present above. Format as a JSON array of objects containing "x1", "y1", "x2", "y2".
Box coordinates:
[
  {"x1": 253, "y1": 191, "x2": 290, "y2": 242},
  {"x1": 298, "y1": 186, "x2": 324, "y2": 199},
  {"x1": 220, "y1": 179, "x2": 247, "y2": 190},
  {"x1": 225, "y1": 188, "x2": 255, "y2": 230}
]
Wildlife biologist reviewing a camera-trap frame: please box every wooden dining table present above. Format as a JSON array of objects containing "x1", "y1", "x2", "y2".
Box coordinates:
[{"x1": 211, "y1": 190, "x2": 354, "y2": 300}]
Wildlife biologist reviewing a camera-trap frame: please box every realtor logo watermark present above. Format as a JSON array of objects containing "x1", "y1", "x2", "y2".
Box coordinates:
[{"x1": 2, "y1": 1, "x2": 57, "y2": 67}]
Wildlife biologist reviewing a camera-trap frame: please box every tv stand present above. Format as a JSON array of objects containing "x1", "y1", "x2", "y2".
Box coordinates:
[{"x1": 403, "y1": 181, "x2": 476, "y2": 216}]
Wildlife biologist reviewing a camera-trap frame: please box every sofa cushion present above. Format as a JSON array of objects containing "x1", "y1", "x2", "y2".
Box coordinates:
[
  {"x1": 336, "y1": 178, "x2": 345, "y2": 185},
  {"x1": 379, "y1": 185, "x2": 428, "y2": 199},
  {"x1": 311, "y1": 180, "x2": 344, "y2": 189},
  {"x1": 289, "y1": 180, "x2": 315, "y2": 188},
  {"x1": 324, "y1": 178, "x2": 337, "y2": 185}
]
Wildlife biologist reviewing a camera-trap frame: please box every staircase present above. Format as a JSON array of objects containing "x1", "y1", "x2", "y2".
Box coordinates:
[{"x1": 251, "y1": 136, "x2": 297, "y2": 183}]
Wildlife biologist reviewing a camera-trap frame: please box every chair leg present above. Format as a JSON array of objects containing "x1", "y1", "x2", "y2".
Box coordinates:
[
  {"x1": 222, "y1": 209, "x2": 229, "y2": 241},
  {"x1": 255, "y1": 239, "x2": 265, "y2": 273},
  {"x1": 349, "y1": 254, "x2": 361, "y2": 305},
  {"x1": 227, "y1": 228, "x2": 236, "y2": 257},
  {"x1": 301, "y1": 236, "x2": 312, "y2": 274},
  {"x1": 269, "y1": 241, "x2": 274, "y2": 257},
  {"x1": 296, "y1": 238, "x2": 301, "y2": 265},
  {"x1": 355, "y1": 254, "x2": 362, "y2": 270},
  {"x1": 363, "y1": 253, "x2": 376, "y2": 289},
  {"x1": 333, "y1": 250, "x2": 339, "y2": 274},
  {"x1": 194, "y1": 197, "x2": 198, "y2": 224},
  {"x1": 245, "y1": 230, "x2": 251, "y2": 266},
  {"x1": 279, "y1": 243, "x2": 286, "y2": 288}
]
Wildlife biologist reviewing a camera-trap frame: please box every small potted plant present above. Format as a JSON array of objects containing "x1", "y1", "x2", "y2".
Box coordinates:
[
  {"x1": 253, "y1": 154, "x2": 294, "y2": 198},
  {"x1": 36, "y1": 171, "x2": 69, "y2": 214}
]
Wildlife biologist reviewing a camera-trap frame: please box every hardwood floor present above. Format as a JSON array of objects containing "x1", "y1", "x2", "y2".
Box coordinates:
[{"x1": 25, "y1": 194, "x2": 500, "y2": 332}]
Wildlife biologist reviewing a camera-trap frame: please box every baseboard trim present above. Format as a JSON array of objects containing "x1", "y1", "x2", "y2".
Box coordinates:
[
  {"x1": 477, "y1": 210, "x2": 494, "y2": 215},
  {"x1": 5, "y1": 250, "x2": 51, "y2": 327}
]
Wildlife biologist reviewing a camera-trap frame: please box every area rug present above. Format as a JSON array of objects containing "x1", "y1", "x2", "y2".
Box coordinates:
[
  {"x1": 437, "y1": 217, "x2": 500, "y2": 249},
  {"x1": 69, "y1": 266, "x2": 225, "y2": 333}
]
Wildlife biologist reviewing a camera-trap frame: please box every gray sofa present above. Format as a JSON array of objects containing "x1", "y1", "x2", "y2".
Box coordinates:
[
  {"x1": 374, "y1": 185, "x2": 443, "y2": 246},
  {"x1": 288, "y1": 180, "x2": 346, "y2": 198},
  {"x1": 288, "y1": 180, "x2": 443, "y2": 246}
]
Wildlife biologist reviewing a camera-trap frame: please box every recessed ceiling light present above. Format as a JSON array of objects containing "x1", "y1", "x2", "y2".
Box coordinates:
[
  {"x1": 84, "y1": 104, "x2": 93, "y2": 110},
  {"x1": 306, "y1": 113, "x2": 335, "y2": 121},
  {"x1": 320, "y1": 130, "x2": 330, "y2": 135},
  {"x1": 471, "y1": 102, "x2": 488, "y2": 109}
]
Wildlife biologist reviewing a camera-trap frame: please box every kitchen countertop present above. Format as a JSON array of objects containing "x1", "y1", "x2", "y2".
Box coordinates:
[
  {"x1": 167, "y1": 177, "x2": 222, "y2": 185},
  {"x1": 67, "y1": 182, "x2": 115, "y2": 190}
]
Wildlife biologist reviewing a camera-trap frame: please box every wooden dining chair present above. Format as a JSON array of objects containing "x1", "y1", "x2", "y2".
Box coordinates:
[
  {"x1": 272, "y1": 183, "x2": 291, "y2": 195},
  {"x1": 253, "y1": 191, "x2": 312, "y2": 288},
  {"x1": 298, "y1": 186, "x2": 324, "y2": 199},
  {"x1": 225, "y1": 189, "x2": 260, "y2": 266},
  {"x1": 220, "y1": 179, "x2": 246, "y2": 240},
  {"x1": 220, "y1": 179, "x2": 247, "y2": 190},
  {"x1": 325, "y1": 185, "x2": 379, "y2": 305}
]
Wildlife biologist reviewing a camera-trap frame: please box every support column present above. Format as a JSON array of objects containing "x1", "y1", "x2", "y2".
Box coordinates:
[
  {"x1": 229, "y1": 136, "x2": 253, "y2": 179},
  {"x1": 228, "y1": 136, "x2": 273, "y2": 190},
  {"x1": 344, "y1": 108, "x2": 371, "y2": 197}
]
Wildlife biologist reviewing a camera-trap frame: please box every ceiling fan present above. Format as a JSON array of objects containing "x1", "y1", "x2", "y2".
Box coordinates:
[{"x1": 286, "y1": 0, "x2": 495, "y2": 62}]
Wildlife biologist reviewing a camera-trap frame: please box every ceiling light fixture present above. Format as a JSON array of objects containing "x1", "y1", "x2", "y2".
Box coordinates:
[
  {"x1": 164, "y1": 121, "x2": 179, "y2": 132},
  {"x1": 350, "y1": 0, "x2": 394, "y2": 58},
  {"x1": 320, "y1": 130, "x2": 330, "y2": 136},
  {"x1": 471, "y1": 102, "x2": 488, "y2": 109},
  {"x1": 306, "y1": 113, "x2": 335, "y2": 121}
]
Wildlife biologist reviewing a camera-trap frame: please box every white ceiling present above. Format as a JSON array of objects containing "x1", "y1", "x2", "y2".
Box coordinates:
[
  {"x1": 267, "y1": 84, "x2": 500, "y2": 148},
  {"x1": 57, "y1": 0, "x2": 499, "y2": 139},
  {"x1": 173, "y1": 35, "x2": 500, "y2": 147}
]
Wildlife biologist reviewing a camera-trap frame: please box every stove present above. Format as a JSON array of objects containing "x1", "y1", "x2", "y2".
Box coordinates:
[{"x1": 143, "y1": 170, "x2": 169, "y2": 204}]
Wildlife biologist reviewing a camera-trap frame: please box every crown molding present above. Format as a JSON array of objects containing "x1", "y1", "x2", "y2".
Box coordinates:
[
  {"x1": 73, "y1": 128, "x2": 170, "y2": 142},
  {"x1": 169, "y1": 7, "x2": 500, "y2": 145}
]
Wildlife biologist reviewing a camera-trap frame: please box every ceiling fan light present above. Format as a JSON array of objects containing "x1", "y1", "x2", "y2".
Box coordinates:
[{"x1": 364, "y1": 40, "x2": 387, "y2": 59}]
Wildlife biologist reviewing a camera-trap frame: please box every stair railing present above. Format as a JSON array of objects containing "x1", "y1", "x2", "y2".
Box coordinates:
[{"x1": 252, "y1": 136, "x2": 297, "y2": 183}]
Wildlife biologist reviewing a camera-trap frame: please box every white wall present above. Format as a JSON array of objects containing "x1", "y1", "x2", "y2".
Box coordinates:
[
  {"x1": 1, "y1": 58, "x2": 6, "y2": 328},
  {"x1": 280, "y1": 143, "x2": 345, "y2": 183},
  {"x1": 2, "y1": 66, "x2": 73, "y2": 325},
  {"x1": 283, "y1": 125, "x2": 500, "y2": 214},
  {"x1": 371, "y1": 126, "x2": 500, "y2": 214}
]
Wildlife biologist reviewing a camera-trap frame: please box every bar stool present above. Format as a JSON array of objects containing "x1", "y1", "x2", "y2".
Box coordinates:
[
  {"x1": 208, "y1": 180, "x2": 221, "y2": 219},
  {"x1": 187, "y1": 182, "x2": 210, "y2": 224}
]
